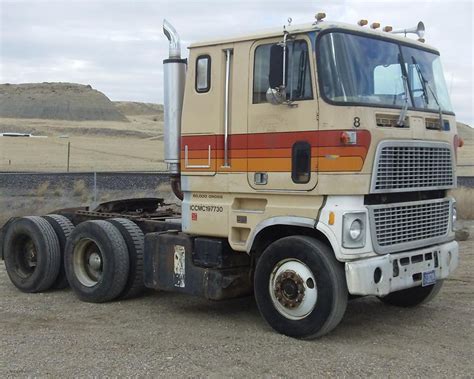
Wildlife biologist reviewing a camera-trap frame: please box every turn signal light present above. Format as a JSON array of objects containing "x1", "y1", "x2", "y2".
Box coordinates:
[
  {"x1": 329, "y1": 212, "x2": 335, "y2": 225},
  {"x1": 459, "y1": 138, "x2": 464, "y2": 148},
  {"x1": 340, "y1": 131, "x2": 357, "y2": 145},
  {"x1": 341, "y1": 132, "x2": 351, "y2": 144}
]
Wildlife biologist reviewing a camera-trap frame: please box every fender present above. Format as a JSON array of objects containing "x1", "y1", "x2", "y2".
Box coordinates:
[
  {"x1": 245, "y1": 216, "x2": 316, "y2": 253},
  {"x1": 245, "y1": 216, "x2": 339, "y2": 255}
]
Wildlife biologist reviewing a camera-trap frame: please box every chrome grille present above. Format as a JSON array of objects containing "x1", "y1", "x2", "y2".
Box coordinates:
[
  {"x1": 371, "y1": 141, "x2": 455, "y2": 193},
  {"x1": 368, "y1": 198, "x2": 452, "y2": 254}
]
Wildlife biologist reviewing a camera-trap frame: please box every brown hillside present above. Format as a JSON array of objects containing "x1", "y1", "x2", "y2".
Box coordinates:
[
  {"x1": 457, "y1": 122, "x2": 473, "y2": 142},
  {"x1": 114, "y1": 101, "x2": 163, "y2": 117},
  {"x1": 0, "y1": 83, "x2": 128, "y2": 122}
]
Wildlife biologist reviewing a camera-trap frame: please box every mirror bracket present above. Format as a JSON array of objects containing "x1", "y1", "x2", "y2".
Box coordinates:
[{"x1": 267, "y1": 28, "x2": 298, "y2": 107}]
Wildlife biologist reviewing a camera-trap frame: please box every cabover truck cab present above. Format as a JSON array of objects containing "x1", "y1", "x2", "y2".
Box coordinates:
[{"x1": 1, "y1": 14, "x2": 460, "y2": 339}]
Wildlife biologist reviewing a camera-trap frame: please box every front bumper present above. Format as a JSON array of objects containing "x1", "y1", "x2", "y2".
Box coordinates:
[{"x1": 345, "y1": 240, "x2": 458, "y2": 296}]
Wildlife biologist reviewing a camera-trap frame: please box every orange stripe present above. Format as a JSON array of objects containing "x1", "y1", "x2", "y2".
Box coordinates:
[
  {"x1": 182, "y1": 156, "x2": 364, "y2": 172},
  {"x1": 317, "y1": 156, "x2": 364, "y2": 171},
  {"x1": 183, "y1": 146, "x2": 368, "y2": 160}
]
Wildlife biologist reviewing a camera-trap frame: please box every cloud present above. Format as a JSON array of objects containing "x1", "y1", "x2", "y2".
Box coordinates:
[{"x1": 0, "y1": 0, "x2": 472, "y2": 125}]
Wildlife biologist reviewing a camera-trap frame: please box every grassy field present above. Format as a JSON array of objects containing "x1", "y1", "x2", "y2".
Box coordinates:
[{"x1": 0, "y1": 115, "x2": 166, "y2": 172}]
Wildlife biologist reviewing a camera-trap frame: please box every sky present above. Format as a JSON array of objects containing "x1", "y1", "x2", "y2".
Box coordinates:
[{"x1": 0, "y1": 0, "x2": 473, "y2": 126}]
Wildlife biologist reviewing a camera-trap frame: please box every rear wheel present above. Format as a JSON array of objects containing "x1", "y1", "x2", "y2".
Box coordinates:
[
  {"x1": 43, "y1": 214, "x2": 75, "y2": 289},
  {"x1": 254, "y1": 236, "x2": 348, "y2": 339},
  {"x1": 64, "y1": 220, "x2": 130, "y2": 303},
  {"x1": 378, "y1": 281, "x2": 443, "y2": 307},
  {"x1": 3, "y1": 216, "x2": 61, "y2": 293},
  {"x1": 107, "y1": 218, "x2": 145, "y2": 299}
]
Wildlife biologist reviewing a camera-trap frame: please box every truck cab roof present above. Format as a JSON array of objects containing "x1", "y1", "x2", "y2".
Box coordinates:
[{"x1": 189, "y1": 20, "x2": 438, "y2": 53}]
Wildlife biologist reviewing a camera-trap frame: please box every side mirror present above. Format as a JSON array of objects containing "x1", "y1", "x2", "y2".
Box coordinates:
[{"x1": 266, "y1": 43, "x2": 288, "y2": 105}]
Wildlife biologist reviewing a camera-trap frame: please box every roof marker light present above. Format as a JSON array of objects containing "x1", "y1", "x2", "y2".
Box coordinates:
[
  {"x1": 370, "y1": 22, "x2": 381, "y2": 29},
  {"x1": 315, "y1": 12, "x2": 326, "y2": 22},
  {"x1": 383, "y1": 26, "x2": 393, "y2": 32},
  {"x1": 358, "y1": 19, "x2": 368, "y2": 26},
  {"x1": 418, "y1": 38, "x2": 425, "y2": 43}
]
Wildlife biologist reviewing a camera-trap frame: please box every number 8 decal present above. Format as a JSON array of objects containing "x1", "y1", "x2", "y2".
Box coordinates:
[{"x1": 353, "y1": 117, "x2": 361, "y2": 128}]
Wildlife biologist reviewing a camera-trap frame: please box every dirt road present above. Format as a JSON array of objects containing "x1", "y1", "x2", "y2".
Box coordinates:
[{"x1": 1, "y1": 223, "x2": 472, "y2": 377}]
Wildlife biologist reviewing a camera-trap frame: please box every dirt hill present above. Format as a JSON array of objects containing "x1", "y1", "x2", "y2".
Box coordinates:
[
  {"x1": 457, "y1": 122, "x2": 473, "y2": 141},
  {"x1": 0, "y1": 83, "x2": 128, "y2": 122},
  {"x1": 114, "y1": 101, "x2": 163, "y2": 117}
]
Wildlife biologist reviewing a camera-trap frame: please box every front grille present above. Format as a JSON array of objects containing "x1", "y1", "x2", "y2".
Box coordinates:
[
  {"x1": 368, "y1": 198, "x2": 451, "y2": 254},
  {"x1": 371, "y1": 140, "x2": 455, "y2": 193}
]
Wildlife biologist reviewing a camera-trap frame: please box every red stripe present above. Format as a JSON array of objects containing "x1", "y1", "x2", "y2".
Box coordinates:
[{"x1": 182, "y1": 130, "x2": 371, "y2": 150}]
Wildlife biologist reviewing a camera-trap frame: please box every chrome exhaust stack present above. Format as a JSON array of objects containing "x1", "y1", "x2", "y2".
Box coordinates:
[{"x1": 163, "y1": 19, "x2": 186, "y2": 177}]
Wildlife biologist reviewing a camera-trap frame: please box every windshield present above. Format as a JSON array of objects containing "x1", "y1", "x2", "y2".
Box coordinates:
[{"x1": 317, "y1": 32, "x2": 453, "y2": 113}]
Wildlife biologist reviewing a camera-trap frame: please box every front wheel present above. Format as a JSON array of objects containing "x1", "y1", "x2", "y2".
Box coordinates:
[
  {"x1": 378, "y1": 281, "x2": 443, "y2": 307},
  {"x1": 254, "y1": 236, "x2": 348, "y2": 339}
]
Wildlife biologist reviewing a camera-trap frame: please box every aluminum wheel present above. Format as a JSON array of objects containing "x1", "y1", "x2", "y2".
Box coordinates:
[
  {"x1": 269, "y1": 259, "x2": 318, "y2": 320},
  {"x1": 73, "y1": 239, "x2": 104, "y2": 287},
  {"x1": 13, "y1": 235, "x2": 38, "y2": 279}
]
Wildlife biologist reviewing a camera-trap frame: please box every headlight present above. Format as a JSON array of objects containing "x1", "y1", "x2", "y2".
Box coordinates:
[
  {"x1": 343, "y1": 212, "x2": 366, "y2": 248},
  {"x1": 349, "y1": 219, "x2": 362, "y2": 240}
]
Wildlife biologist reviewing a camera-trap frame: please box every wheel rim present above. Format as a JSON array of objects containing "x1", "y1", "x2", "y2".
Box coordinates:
[
  {"x1": 269, "y1": 259, "x2": 318, "y2": 320},
  {"x1": 12, "y1": 234, "x2": 38, "y2": 278},
  {"x1": 73, "y1": 239, "x2": 104, "y2": 287}
]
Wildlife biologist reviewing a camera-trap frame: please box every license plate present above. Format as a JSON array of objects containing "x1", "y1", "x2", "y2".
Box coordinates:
[{"x1": 422, "y1": 269, "x2": 436, "y2": 287}]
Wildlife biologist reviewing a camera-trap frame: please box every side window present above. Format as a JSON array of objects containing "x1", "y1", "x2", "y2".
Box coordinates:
[
  {"x1": 292, "y1": 141, "x2": 311, "y2": 184},
  {"x1": 196, "y1": 55, "x2": 211, "y2": 93},
  {"x1": 253, "y1": 40, "x2": 313, "y2": 104},
  {"x1": 253, "y1": 45, "x2": 272, "y2": 103},
  {"x1": 288, "y1": 40, "x2": 313, "y2": 101}
]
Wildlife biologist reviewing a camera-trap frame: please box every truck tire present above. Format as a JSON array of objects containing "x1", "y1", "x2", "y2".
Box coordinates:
[
  {"x1": 64, "y1": 220, "x2": 130, "y2": 303},
  {"x1": 254, "y1": 236, "x2": 348, "y2": 339},
  {"x1": 43, "y1": 214, "x2": 75, "y2": 289},
  {"x1": 3, "y1": 216, "x2": 61, "y2": 293},
  {"x1": 378, "y1": 280, "x2": 444, "y2": 307},
  {"x1": 107, "y1": 218, "x2": 145, "y2": 299}
]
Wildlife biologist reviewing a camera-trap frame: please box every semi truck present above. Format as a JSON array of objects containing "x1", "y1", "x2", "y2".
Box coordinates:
[{"x1": 0, "y1": 14, "x2": 462, "y2": 339}]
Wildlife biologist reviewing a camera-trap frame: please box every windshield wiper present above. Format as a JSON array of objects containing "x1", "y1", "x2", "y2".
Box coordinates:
[
  {"x1": 397, "y1": 54, "x2": 410, "y2": 127},
  {"x1": 412, "y1": 57, "x2": 429, "y2": 106},
  {"x1": 412, "y1": 56, "x2": 444, "y2": 130}
]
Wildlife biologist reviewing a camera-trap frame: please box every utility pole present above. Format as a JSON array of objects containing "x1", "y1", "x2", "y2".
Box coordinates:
[{"x1": 67, "y1": 142, "x2": 71, "y2": 172}]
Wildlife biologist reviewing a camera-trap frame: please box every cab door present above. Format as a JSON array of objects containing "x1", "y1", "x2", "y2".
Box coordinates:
[{"x1": 247, "y1": 35, "x2": 319, "y2": 191}]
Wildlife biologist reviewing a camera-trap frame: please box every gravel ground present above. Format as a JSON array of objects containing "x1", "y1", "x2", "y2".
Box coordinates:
[{"x1": 0, "y1": 222, "x2": 472, "y2": 377}]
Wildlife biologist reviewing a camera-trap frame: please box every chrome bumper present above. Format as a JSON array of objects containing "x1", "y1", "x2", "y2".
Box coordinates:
[{"x1": 345, "y1": 241, "x2": 459, "y2": 296}]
